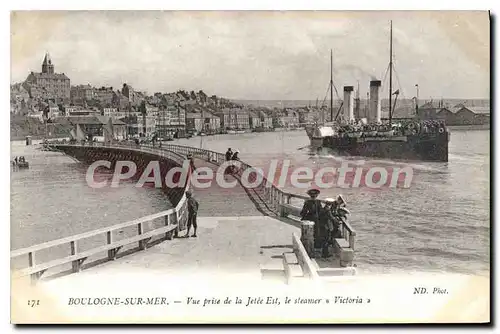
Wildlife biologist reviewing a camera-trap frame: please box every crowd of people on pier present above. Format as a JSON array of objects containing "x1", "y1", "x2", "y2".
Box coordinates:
[
  {"x1": 335, "y1": 119, "x2": 447, "y2": 138},
  {"x1": 300, "y1": 189, "x2": 350, "y2": 258}
]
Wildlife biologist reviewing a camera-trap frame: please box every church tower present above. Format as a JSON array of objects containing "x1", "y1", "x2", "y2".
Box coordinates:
[{"x1": 42, "y1": 53, "x2": 54, "y2": 74}]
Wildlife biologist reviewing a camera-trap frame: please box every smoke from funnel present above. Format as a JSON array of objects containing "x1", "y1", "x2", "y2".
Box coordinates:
[{"x1": 341, "y1": 64, "x2": 378, "y2": 82}]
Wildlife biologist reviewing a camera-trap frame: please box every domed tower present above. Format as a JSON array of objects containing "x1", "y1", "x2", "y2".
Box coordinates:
[{"x1": 41, "y1": 52, "x2": 54, "y2": 74}]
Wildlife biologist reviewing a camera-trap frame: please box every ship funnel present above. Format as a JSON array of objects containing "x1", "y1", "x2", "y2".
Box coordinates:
[
  {"x1": 343, "y1": 86, "x2": 354, "y2": 123},
  {"x1": 369, "y1": 80, "x2": 382, "y2": 124}
]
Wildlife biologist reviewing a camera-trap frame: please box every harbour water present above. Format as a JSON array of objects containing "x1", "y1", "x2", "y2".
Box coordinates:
[
  {"x1": 10, "y1": 140, "x2": 172, "y2": 251},
  {"x1": 10, "y1": 129, "x2": 490, "y2": 276}
]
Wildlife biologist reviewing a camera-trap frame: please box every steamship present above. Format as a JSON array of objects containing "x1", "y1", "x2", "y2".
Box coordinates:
[{"x1": 306, "y1": 21, "x2": 450, "y2": 162}]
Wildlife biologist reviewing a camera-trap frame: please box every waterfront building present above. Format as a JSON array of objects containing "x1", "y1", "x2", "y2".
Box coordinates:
[
  {"x1": 156, "y1": 103, "x2": 186, "y2": 137},
  {"x1": 22, "y1": 53, "x2": 70, "y2": 103},
  {"x1": 416, "y1": 101, "x2": 490, "y2": 125},
  {"x1": 217, "y1": 108, "x2": 250, "y2": 130},
  {"x1": 249, "y1": 111, "x2": 262, "y2": 129},
  {"x1": 184, "y1": 109, "x2": 221, "y2": 134},
  {"x1": 205, "y1": 111, "x2": 221, "y2": 133},
  {"x1": 260, "y1": 111, "x2": 273, "y2": 129},
  {"x1": 297, "y1": 108, "x2": 323, "y2": 124},
  {"x1": 277, "y1": 109, "x2": 300, "y2": 128},
  {"x1": 186, "y1": 112, "x2": 204, "y2": 132},
  {"x1": 58, "y1": 116, "x2": 127, "y2": 139},
  {"x1": 416, "y1": 102, "x2": 439, "y2": 120},
  {"x1": 445, "y1": 106, "x2": 490, "y2": 125},
  {"x1": 380, "y1": 105, "x2": 416, "y2": 122},
  {"x1": 127, "y1": 115, "x2": 156, "y2": 137}
]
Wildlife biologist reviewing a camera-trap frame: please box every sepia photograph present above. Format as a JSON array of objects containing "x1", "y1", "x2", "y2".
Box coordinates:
[{"x1": 9, "y1": 9, "x2": 490, "y2": 324}]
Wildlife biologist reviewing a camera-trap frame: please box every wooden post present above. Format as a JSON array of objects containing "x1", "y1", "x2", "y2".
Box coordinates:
[
  {"x1": 173, "y1": 212, "x2": 179, "y2": 238},
  {"x1": 138, "y1": 222, "x2": 146, "y2": 250},
  {"x1": 106, "y1": 231, "x2": 115, "y2": 260},
  {"x1": 28, "y1": 252, "x2": 35, "y2": 267},
  {"x1": 70, "y1": 241, "x2": 80, "y2": 272},
  {"x1": 165, "y1": 214, "x2": 171, "y2": 239},
  {"x1": 300, "y1": 221, "x2": 315, "y2": 258},
  {"x1": 349, "y1": 233, "x2": 355, "y2": 251}
]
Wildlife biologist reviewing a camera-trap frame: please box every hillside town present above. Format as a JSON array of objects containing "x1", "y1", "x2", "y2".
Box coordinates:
[{"x1": 10, "y1": 53, "x2": 490, "y2": 140}]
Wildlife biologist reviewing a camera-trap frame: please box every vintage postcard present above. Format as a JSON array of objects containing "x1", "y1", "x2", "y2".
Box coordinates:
[{"x1": 10, "y1": 10, "x2": 490, "y2": 324}]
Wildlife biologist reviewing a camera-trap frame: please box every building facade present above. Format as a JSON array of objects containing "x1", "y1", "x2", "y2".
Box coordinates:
[
  {"x1": 23, "y1": 53, "x2": 70, "y2": 102},
  {"x1": 249, "y1": 111, "x2": 262, "y2": 129},
  {"x1": 217, "y1": 108, "x2": 250, "y2": 129},
  {"x1": 260, "y1": 111, "x2": 273, "y2": 128},
  {"x1": 71, "y1": 85, "x2": 94, "y2": 106},
  {"x1": 94, "y1": 87, "x2": 115, "y2": 107}
]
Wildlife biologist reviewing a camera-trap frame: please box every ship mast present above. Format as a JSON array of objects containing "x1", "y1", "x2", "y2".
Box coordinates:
[
  {"x1": 329, "y1": 49, "x2": 334, "y2": 122},
  {"x1": 389, "y1": 20, "x2": 393, "y2": 125},
  {"x1": 355, "y1": 80, "x2": 360, "y2": 119}
]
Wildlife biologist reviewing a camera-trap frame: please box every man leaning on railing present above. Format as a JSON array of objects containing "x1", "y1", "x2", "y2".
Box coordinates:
[{"x1": 300, "y1": 189, "x2": 322, "y2": 249}]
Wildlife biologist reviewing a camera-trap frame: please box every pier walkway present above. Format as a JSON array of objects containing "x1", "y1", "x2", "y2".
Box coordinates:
[
  {"x1": 11, "y1": 142, "x2": 357, "y2": 288},
  {"x1": 189, "y1": 158, "x2": 267, "y2": 217},
  {"x1": 47, "y1": 216, "x2": 299, "y2": 284}
]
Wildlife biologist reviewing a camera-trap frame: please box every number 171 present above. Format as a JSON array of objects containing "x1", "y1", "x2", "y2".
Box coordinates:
[{"x1": 27, "y1": 300, "x2": 40, "y2": 307}]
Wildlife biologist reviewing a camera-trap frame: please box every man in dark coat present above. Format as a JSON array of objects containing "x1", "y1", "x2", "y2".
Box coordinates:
[
  {"x1": 224, "y1": 148, "x2": 233, "y2": 175},
  {"x1": 319, "y1": 198, "x2": 342, "y2": 257},
  {"x1": 300, "y1": 189, "x2": 323, "y2": 248},
  {"x1": 225, "y1": 148, "x2": 233, "y2": 161},
  {"x1": 185, "y1": 191, "x2": 199, "y2": 238}
]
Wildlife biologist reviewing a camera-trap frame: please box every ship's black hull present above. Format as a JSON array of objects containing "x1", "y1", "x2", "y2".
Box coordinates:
[{"x1": 321, "y1": 132, "x2": 449, "y2": 162}]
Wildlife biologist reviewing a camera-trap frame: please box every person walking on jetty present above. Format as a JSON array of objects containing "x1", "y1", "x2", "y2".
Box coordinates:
[
  {"x1": 300, "y1": 189, "x2": 323, "y2": 248},
  {"x1": 185, "y1": 190, "x2": 199, "y2": 238},
  {"x1": 225, "y1": 148, "x2": 233, "y2": 161},
  {"x1": 230, "y1": 150, "x2": 241, "y2": 175},
  {"x1": 224, "y1": 148, "x2": 233, "y2": 175},
  {"x1": 187, "y1": 153, "x2": 196, "y2": 173}
]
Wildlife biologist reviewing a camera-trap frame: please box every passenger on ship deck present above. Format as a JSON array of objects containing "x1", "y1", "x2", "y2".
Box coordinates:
[{"x1": 300, "y1": 189, "x2": 323, "y2": 248}]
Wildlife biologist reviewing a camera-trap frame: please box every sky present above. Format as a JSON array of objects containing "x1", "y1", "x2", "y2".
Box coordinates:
[{"x1": 10, "y1": 11, "x2": 490, "y2": 100}]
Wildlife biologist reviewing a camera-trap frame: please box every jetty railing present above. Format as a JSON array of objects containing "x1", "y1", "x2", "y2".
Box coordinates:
[
  {"x1": 148, "y1": 142, "x2": 357, "y2": 251},
  {"x1": 51, "y1": 140, "x2": 356, "y2": 249},
  {"x1": 13, "y1": 140, "x2": 356, "y2": 281},
  {"x1": 155, "y1": 142, "x2": 356, "y2": 250},
  {"x1": 11, "y1": 142, "x2": 192, "y2": 284}
]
